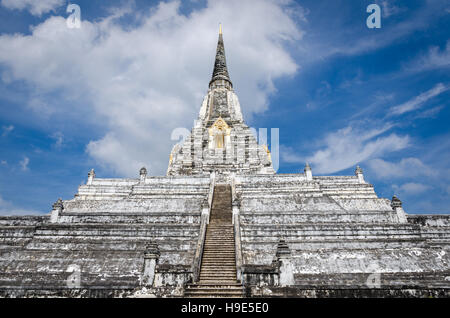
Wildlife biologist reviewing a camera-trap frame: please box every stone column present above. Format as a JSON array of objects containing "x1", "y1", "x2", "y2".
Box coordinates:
[
  {"x1": 50, "y1": 198, "x2": 63, "y2": 223},
  {"x1": 304, "y1": 163, "x2": 312, "y2": 181},
  {"x1": 87, "y1": 169, "x2": 95, "y2": 185},
  {"x1": 141, "y1": 244, "x2": 160, "y2": 287},
  {"x1": 276, "y1": 239, "x2": 294, "y2": 286},
  {"x1": 391, "y1": 195, "x2": 407, "y2": 223},
  {"x1": 355, "y1": 165, "x2": 365, "y2": 183},
  {"x1": 139, "y1": 167, "x2": 147, "y2": 183}
]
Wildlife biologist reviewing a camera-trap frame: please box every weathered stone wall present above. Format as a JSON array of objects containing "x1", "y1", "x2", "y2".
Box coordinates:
[
  {"x1": 1, "y1": 172, "x2": 449, "y2": 298},
  {"x1": 0, "y1": 176, "x2": 210, "y2": 297},
  {"x1": 235, "y1": 174, "x2": 450, "y2": 296}
]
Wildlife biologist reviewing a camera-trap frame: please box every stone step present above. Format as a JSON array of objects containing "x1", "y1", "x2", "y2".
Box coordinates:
[
  {"x1": 200, "y1": 274, "x2": 236, "y2": 277},
  {"x1": 201, "y1": 261, "x2": 236, "y2": 264},
  {"x1": 204, "y1": 237, "x2": 234, "y2": 239},
  {"x1": 201, "y1": 255, "x2": 235, "y2": 258},
  {"x1": 199, "y1": 270, "x2": 236, "y2": 273},
  {"x1": 203, "y1": 249, "x2": 235, "y2": 252},
  {"x1": 185, "y1": 289, "x2": 242, "y2": 294},
  {"x1": 202, "y1": 258, "x2": 235, "y2": 268},
  {"x1": 186, "y1": 289, "x2": 242, "y2": 294},
  {"x1": 203, "y1": 253, "x2": 235, "y2": 256},
  {"x1": 200, "y1": 268, "x2": 236, "y2": 272},
  {"x1": 201, "y1": 265, "x2": 235, "y2": 268},
  {"x1": 200, "y1": 270, "x2": 236, "y2": 274},
  {"x1": 200, "y1": 261, "x2": 236, "y2": 264},
  {"x1": 200, "y1": 271, "x2": 236, "y2": 275},
  {"x1": 199, "y1": 272, "x2": 236, "y2": 275},
  {"x1": 204, "y1": 244, "x2": 235, "y2": 247},
  {"x1": 200, "y1": 262, "x2": 236, "y2": 265},
  {"x1": 186, "y1": 184, "x2": 239, "y2": 297},
  {"x1": 185, "y1": 291, "x2": 242, "y2": 297},
  {"x1": 187, "y1": 284, "x2": 242, "y2": 288},
  {"x1": 201, "y1": 260, "x2": 235, "y2": 263},
  {"x1": 203, "y1": 248, "x2": 235, "y2": 251},
  {"x1": 200, "y1": 276, "x2": 237, "y2": 280},
  {"x1": 197, "y1": 281, "x2": 239, "y2": 285}
]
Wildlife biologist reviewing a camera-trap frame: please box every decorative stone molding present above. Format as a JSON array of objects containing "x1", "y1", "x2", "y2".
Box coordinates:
[
  {"x1": 208, "y1": 117, "x2": 231, "y2": 149},
  {"x1": 304, "y1": 163, "x2": 313, "y2": 181},
  {"x1": 87, "y1": 169, "x2": 95, "y2": 185},
  {"x1": 139, "y1": 167, "x2": 147, "y2": 183},
  {"x1": 391, "y1": 195, "x2": 407, "y2": 223},
  {"x1": 50, "y1": 198, "x2": 63, "y2": 223},
  {"x1": 275, "y1": 239, "x2": 294, "y2": 286},
  {"x1": 142, "y1": 244, "x2": 160, "y2": 287},
  {"x1": 262, "y1": 145, "x2": 272, "y2": 163},
  {"x1": 355, "y1": 165, "x2": 365, "y2": 183},
  {"x1": 276, "y1": 239, "x2": 291, "y2": 258}
]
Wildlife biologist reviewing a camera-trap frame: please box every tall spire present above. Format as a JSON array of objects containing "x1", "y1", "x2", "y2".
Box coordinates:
[{"x1": 209, "y1": 24, "x2": 232, "y2": 89}]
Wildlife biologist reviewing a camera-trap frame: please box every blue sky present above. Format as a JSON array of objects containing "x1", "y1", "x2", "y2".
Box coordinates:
[{"x1": 0, "y1": 0, "x2": 448, "y2": 215}]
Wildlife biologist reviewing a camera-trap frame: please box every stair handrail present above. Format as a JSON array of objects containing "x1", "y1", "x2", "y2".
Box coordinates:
[
  {"x1": 192, "y1": 171, "x2": 216, "y2": 282},
  {"x1": 231, "y1": 173, "x2": 244, "y2": 284},
  {"x1": 207, "y1": 171, "x2": 216, "y2": 214}
]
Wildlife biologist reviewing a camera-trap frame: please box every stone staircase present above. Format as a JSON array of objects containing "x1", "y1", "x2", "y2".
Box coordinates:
[{"x1": 185, "y1": 184, "x2": 243, "y2": 298}]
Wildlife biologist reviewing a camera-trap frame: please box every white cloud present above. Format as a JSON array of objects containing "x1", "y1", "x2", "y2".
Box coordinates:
[
  {"x1": 3, "y1": 2, "x2": 441, "y2": 177},
  {"x1": 0, "y1": 0, "x2": 302, "y2": 176},
  {"x1": 1, "y1": 160, "x2": 7, "y2": 165},
  {"x1": 280, "y1": 145, "x2": 304, "y2": 164},
  {"x1": 367, "y1": 157, "x2": 437, "y2": 179},
  {"x1": 283, "y1": 124, "x2": 410, "y2": 174},
  {"x1": 19, "y1": 156, "x2": 29, "y2": 171},
  {"x1": 0, "y1": 195, "x2": 42, "y2": 216},
  {"x1": 379, "y1": 1, "x2": 404, "y2": 18},
  {"x1": 51, "y1": 131, "x2": 64, "y2": 149},
  {"x1": 408, "y1": 40, "x2": 450, "y2": 72},
  {"x1": 1, "y1": 0, "x2": 64, "y2": 16},
  {"x1": 392, "y1": 182, "x2": 430, "y2": 195},
  {"x1": 413, "y1": 105, "x2": 445, "y2": 119},
  {"x1": 1, "y1": 124, "x2": 14, "y2": 137},
  {"x1": 389, "y1": 83, "x2": 449, "y2": 116}
]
